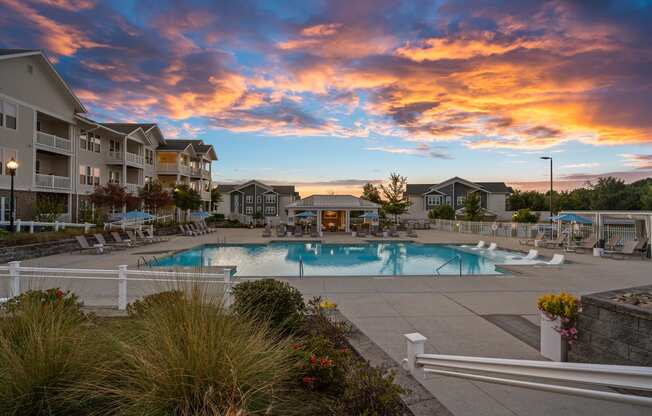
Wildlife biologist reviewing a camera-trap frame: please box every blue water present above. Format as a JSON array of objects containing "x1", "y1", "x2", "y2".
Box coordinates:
[{"x1": 156, "y1": 242, "x2": 505, "y2": 276}]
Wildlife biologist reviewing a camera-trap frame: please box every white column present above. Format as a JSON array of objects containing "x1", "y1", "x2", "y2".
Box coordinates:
[
  {"x1": 317, "y1": 210, "x2": 322, "y2": 232},
  {"x1": 345, "y1": 210, "x2": 350, "y2": 232},
  {"x1": 118, "y1": 265, "x2": 128, "y2": 311},
  {"x1": 405, "y1": 332, "x2": 427, "y2": 378},
  {"x1": 8, "y1": 261, "x2": 20, "y2": 298}
]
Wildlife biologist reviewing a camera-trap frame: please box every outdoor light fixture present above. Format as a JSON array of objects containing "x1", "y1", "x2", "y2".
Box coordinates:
[
  {"x1": 540, "y1": 157, "x2": 553, "y2": 224},
  {"x1": 6, "y1": 158, "x2": 18, "y2": 232}
]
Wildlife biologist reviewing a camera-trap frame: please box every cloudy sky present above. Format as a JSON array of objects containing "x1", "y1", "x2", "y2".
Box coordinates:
[{"x1": 2, "y1": 0, "x2": 651, "y2": 195}]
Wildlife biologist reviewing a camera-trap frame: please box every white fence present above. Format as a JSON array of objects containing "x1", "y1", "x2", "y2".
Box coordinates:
[
  {"x1": 428, "y1": 219, "x2": 637, "y2": 243},
  {"x1": 404, "y1": 333, "x2": 652, "y2": 407},
  {"x1": 36, "y1": 131, "x2": 72, "y2": 152},
  {"x1": 0, "y1": 262, "x2": 237, "y2": 310},
  {"x1": 0, "y1": 219, "x2": 94, "y2": 233}
]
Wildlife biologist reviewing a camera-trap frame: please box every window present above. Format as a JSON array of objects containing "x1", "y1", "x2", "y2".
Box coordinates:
[
  {"x1": 79, "y1": 131, "x2": 88, "y2": 151},
  {"x1": 0, "y1": 100, "x2": 17, "y2": 130},
  {"x1": 93, "y1": 168, "x2": 100, "y2": 185},
  {"x1": 145, "y1": 149, "x2": 154, "y2": 164},
  {"x1": 0, "y1": 196, "x2": 17, "y2": 223},
  {"x1": 265, "y1": 206, "x2": 276, "y2": 215},
  {"x1": 245, "y1": 195, "x2": 253, "y2": 203},
  {"x1": 265, "y1": 194, "x2": 276, "y2": 203},
  {"x1": 91, "y1": 135, "x2": 101, "y2": 153},
  {"x1": 80, "y1": 131, "x2": 100, "y2": 152},
  {"x1": 426, "y1": 195, "x2": 442, "y2": 206},
  {"x1": 245, "y1": 206, "x2": 253, "y2": 214},
  {"x1": 456, "y1": 196, "x2": 466, "y2": 205},
  {"x1": 108, "y1": 171, "x2": 120, "y2": 184},
  {"x1": 109, "y1": 139, "x2": 121, "y2": 153},
  {"x1": 445, "y1": 196, "x2": 452, "y2": 205},
  {"x1": 80, "y1": 165, "x2": 101, "y2": 185},
  {"x1": 256, "y1": 195, "x2": 262, "y2": 203},
  {"x1": 256, "y1": 206, "x2": 262, "y2": 213}
]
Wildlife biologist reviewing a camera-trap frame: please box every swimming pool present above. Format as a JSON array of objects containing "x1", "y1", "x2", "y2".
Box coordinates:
[{"x1": 156, "y1": 242, "x2": 516, "y2": 277}]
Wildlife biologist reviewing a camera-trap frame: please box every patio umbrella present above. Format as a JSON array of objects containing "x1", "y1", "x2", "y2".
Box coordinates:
[
  {"x1": 115, "y1": 211, "x2": 154, "y2": 221},
  {"x1": 295, "y1": 211, "x2": 317, "y2": 218},
  {"x1": 358, "y1": 212, "x2": 379, "y2": 220},
  {"x1": 550, "y1": 213, "x2": 592, "y2": 224}
]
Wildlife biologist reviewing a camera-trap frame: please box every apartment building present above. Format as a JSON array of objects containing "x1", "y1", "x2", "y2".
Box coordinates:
[
  {"x1": 0, "y1": 49, "x2": 217, "y2": 222},
  {"x1": 216, "y1": 180, "x2": 300, "y2": 224},
  {"x1": 404, "y1": 176, "x2": 514, "y2": 220}
]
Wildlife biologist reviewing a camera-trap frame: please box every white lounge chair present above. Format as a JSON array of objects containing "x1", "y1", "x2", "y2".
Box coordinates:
[
  {"x1": 536, "y1": 254, "x2": 565, "y2": 266},
  {"x1": 508, "y1": 249, "x2": 538, "y2": 260},
  {"x1": 468, "y1": 241, "x2": 486, "y2": 250},
  {"x1": 487, "y1": 242, "x2": 498, "y2": 251}
]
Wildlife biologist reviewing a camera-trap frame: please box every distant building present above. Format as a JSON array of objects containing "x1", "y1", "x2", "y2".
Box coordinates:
[
  {"x1": 216, "y1": 180, "x2": 299, "y2": 223},
  {"x1": 405, "y1": 176, "x2": 513, "y2": 220}
]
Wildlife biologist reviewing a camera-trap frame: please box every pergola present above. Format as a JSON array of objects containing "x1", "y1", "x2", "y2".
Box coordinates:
[{"x1": 286, "y1": 195, "x2": 380, "y2": 233}]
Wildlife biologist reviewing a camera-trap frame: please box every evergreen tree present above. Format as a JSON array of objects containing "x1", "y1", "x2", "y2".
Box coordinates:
[{"x1": 379, "y1": 173, "x2": 411, "y2": 223}]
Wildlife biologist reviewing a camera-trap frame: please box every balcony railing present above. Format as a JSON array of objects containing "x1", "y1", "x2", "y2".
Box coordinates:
[
  {"x1": 35, "y1": 174, "x2": 71, "y2": 189},
  {"x1": 36, "y1": 131, "x2": 71, "y2": 153},
  {"x1": 200, "y1": 189, "x2": 210, "y2": 200},
  {"x1": 190, "y1": 166, "x2": 201, "y2": 177},
  {"x1": 157, "y1": 163, "x2": 190, "y2": 175},
  {"x1": 124, "y1": 183, "x2": 142, "y2": 194},
  {"x1": 107, "y1": 151, "x2": 123, "y2": 162},
  {"x1": 202, "y1": 169, "x2": 211, "y2": 179},
  {"x1": 126, "y1": 152, "x2": 144, "y2": 165}
]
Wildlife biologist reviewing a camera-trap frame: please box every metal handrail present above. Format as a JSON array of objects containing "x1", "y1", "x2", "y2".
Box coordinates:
[
  {"x1": 403, "y1": 332, "x2": 652, "y2": 407},
  {"x1": 299, "y1": 256, "x2": 304, "y2": 278},
  {"x1": 435, "y1": 254, "x2": 462, "y2": 276}
]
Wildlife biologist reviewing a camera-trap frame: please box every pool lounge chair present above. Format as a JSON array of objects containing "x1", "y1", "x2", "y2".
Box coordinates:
[
  {"x1": 519, "y1": 231, "x2": 544, "y2": 246},
  {"x1": 467, "y1": 241, "x2": 485, "y2": 250},
  {"x1": 565, "y1": 236, "x2": 598, "y2": 253},
  {"x1": 406, "y1": 226, "x2": 417, "y2": 238},
  {"x1": 604, "y1": 235, "x2": 622, "y2": 251},
  {"x1": 94, "y1": 233, "x2": 128, "y2": 250},
  {"x1": 540, "y1": 234, "x2": 568, "y2": 249},
  {"x1": 275, "y1": 224, "x2": 286, "y2": 237},
  {"x1": 196, "y1": 222, "x2": 211, "y2": 234},
  {"x1": 201, "y1": 221, "x2": 216, "y2": 233},
  {"x1": 262, "y1": 225, "x2": 272, "y2": 237},
  {"x1": 507, "y1": 249, "x2": 538, "y2": 260},
  {"x1": 604, "y1": 239, "x2": 645, "y2": 259},
  {"x1": 111, "y1": 231, "x2": 139, "y2": 247},
  {"x1": 357, "y1": 228, "x2": 367, "y2": 238},
  {"x1": 487, "y1": 242, "x2": 498, "y2": 251},
  {"x1": 179, "y1": 225, "x2": 193, "y2": 236},
  {"x1": 75, "y1": 235, "x2": 112, "y2": 254},
  {"x1": 538, "y1": 254, "x2": 565, "y2": 266},
  {"x1": 189, "y1": 223, "x2": 206, "y2": 235},
  {"x1": 311, "y1": 227, "x2": 319, "y2": 238},
  {"x1": 389, "y1": 226, "x2": 399, "y2": 238},
  {"x1": 127, "y1": 230, "x2": 153, "y2": 245},
  {"x1": 141, "y1": 228, "x2": 166, "y2": 243}
]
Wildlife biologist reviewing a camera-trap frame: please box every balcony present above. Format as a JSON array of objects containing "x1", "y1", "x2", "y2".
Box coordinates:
[
  {"x1": 125, "y1": 183, "x2": 142, "y2": 194},
  {"x1": 158, "y1": 163, "x2": 191, "y2": 176},
  {"x1": 35, "y1": 174, "x2": 71, "y2": 190},
  {"x1": 126, "y1": 152, "x2": 144, "y2": 165},
  {"x1": 200, "y1": 189, "x2": 211, "y2": 200},
  {"x1": 190, "y1": 166, "x2": 201, "y2": 177},
  {"x1": 107, "y1": 151, "x2": 123, "y2": 163},
  {"x1": 36, "y1": 131, "x2": 72, "y2": 154}
]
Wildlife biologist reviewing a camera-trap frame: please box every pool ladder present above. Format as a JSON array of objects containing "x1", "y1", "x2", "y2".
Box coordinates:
[
  {"x1": 299, "y1": 256, "x2": 304, "y2": 278},
  {"x1": 137, "y1": 255, "x2": 160, "y2": 269},
  {"x1": 435, "y1": 254, "x2": 462, "y2": 277}
]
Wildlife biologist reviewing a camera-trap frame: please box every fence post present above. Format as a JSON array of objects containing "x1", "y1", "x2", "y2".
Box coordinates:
[
  {"x1": 29, "y1": 221, "x2": 35, "y2": 233},
  {"x1": 223, "y1": 268, "x2": 233, "y2": 308},
  {"x1": 8, "y1": 261, "x2": 20, "y2": 298},
  {"x1": 84, "y1": 223, "x2": 90, "y2": 233},
  {"x1": 15, "y1": 219, "x2": 21, "y2": 233},
  {"x1": 405, "y1": 332, "x2": 427, "y2": 378},
  {"x1": 54, "y1": 221, "x2": 60, "y2": 232},
  {"x1": 118, "y1": 265, "x2": 128, "y2": 311}
]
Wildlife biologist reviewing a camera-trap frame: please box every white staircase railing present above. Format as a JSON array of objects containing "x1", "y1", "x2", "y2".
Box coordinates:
[
  {"x1": 403, "y1": 333, "x2": 652, "y2": 407},
  {"x1": 0, "y1": 263, "x2": 237, "y2": 310}
]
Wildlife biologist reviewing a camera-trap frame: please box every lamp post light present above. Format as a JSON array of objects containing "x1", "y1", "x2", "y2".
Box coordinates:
[
  {"x1": 540, "y1": 156, "x2": 553, "y2": 225},
  {"x1": 6, "y1": 158, "x2": 18, "y2": 232}
]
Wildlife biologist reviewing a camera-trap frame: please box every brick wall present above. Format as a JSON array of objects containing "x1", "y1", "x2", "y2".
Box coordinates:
[{"x1": 570, "y1": 286, "x2": 652, "y2": 366}]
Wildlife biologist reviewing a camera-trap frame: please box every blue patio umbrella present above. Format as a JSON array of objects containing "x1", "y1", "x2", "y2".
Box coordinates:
[
  {"x1": 190, "y1": 211, "x2": 209, "y2": 218},
  {"x1": 358, "y1": 212, "x2": 379, "y2": 220},
  {"x1": 115, "y1": 211, "x2": 154, "y2": 221},
  {"x1": 295, "y1": 211, "x2": 317, "y2": 218},
  {"x1": 550, "y1": 213, "x2": 593, "y2": 224}
]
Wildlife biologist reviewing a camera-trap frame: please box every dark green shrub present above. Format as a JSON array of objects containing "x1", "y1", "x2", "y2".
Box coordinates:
[
  {"x1": 126, "y1": 290, "x2": 184, "y2": 317},
  {"x1": 232, "y1": 279, "x2": 306, "y2": 333},
  {"x1": 337, "y1": 361, "x2": 406, "y2": 416},
  {"x1": 3, "y1": 288, "x2": 83, "y2": 315}
]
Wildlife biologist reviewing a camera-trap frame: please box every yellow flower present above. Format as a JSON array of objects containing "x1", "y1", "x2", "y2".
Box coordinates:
[{"x1": 319, "y1": 299, "x2": 337, "y2": 310}]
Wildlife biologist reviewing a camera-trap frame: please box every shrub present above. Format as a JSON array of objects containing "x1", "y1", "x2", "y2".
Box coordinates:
[
  {"x1": 94, "y1": 288, "x2": 299, "y2": 415},
  {"x1": 512, "y1": 208, "x2": 539, "y2": 223},
  {"x1": 126, "y1": 290, "x2": 184, "y2": 317},
  {"x1": 3, "y1": 288, "x2": 83, "y2": 315},
  {"x1": 208, "y1": 213, "x2": 225, "y2": 221},
  {"x1": 337, "y1": 361, "x2": 406, "y2": 416},
  {"x1": 232, "y1": 279, "x2": 306, "y2": 333},
  {"x1": 428, "y1": 205, "x2": 455, "y2": 220},
  {"x1": 0, "y1": 294, "x2": 108, "y2": 415}
]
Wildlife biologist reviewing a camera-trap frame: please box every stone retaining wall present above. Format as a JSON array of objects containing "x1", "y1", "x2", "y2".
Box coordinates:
[
  {"x1": 0, "y1": 238, "x2": 80, "y2": 264},
  {"x1": 570, "y1": 285, "x2": 652, "y2": 366}
]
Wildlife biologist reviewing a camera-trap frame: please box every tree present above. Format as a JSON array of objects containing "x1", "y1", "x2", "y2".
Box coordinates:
[
  {"x1": 512, "y1": 208, "x2": 539, "y2": 223},
  {"x1": 33, "y1": 195, "x2": 65, "y2": 222},
  {"x1": 89, "y1": 183, "x2": 140, "y2": 212},
  {"x1": 173, "y1": 184, "x2": 202, "y2": 211},
  {"x1": 641, "y1": 184, "x2": 652, "y2": 210},
  {"x1": 379, "y1": 173, "x2": 411, "y2": 223},
  {"x1": 428, "y1": 204, "x2": 455, "y2": 220},
  {"x1": 210, "y1": 187, "x2": 222, "y2": 212},
  {"x1": 139, "y1": 180, "x2": 173, "y2": 216},
  {"x1": 361, "y1": 183, "x2": 382, "y2": 204},
  {"x1": 463, "y1": 192, "x2": 482, "y2": 221},
  {"x1": 590, "y1": 177, "x2": 635, "y2": 210}
]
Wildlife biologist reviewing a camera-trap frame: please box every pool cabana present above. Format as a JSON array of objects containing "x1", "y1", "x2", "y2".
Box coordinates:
[{"x1": 286, "y1": 195, "x2": 380, "y2": 233}]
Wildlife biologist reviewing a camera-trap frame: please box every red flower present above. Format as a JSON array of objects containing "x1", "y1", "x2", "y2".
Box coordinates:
[
  {"x1": 319, "y1": 357, "x2": 333, "y2": 368},
  {"x1": 309, "y1": 354, "x2": 317, "y2": 365},
  {"x1": 291, "y1": 343, "x2": 302, "y2": 350},
  {"x1": 302, "y1": 376, "x2": 317, "y2": 387},
  {"x1": 55, "y1": 289, "x2": 65, "y2": 298}
]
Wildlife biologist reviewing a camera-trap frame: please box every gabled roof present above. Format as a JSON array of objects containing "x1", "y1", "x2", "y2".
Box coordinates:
[
  {"x1": 0, "y1": 49, "x2": 86, "y2": 113},
  {"x1": 433, "y1": 176, "x2": 486, "y2": 192},
  {"x1": 169, "y1": 139, "x2": 218, "y2": 160},
  {"x1": 232, "y1": 179, "x2": 274, "y2": 192},
  {"x1": 218, "y1": 181, "x2": 297, "y2": 196},
  {"x1": 100, "y1": 123, "x2": 155, "y2": 135},
  {"x1": 287, "y1": 195, "x2": 380, "y2": 209},
  {"x1": 475, "y1": 182, "x2": 514, "y2": 194},
  {"x1": 406, "y1": 177, "x2": 513, "y2": 195}
]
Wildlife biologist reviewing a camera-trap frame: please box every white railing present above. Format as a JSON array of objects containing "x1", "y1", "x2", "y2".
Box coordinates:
[
  {"x1": 190, "y1": 167, "x2": 201, "y2": 176},
  {"x1": 36, "y1": 131, "x2": 72, "y2": 152},
  {"x1": 158, "y1": 163, "x2": 191, "y2": 175},
  {"x1": 200, "y1": 189, "x2": 210, "y2": 200},
  {"x1": 104, "y1": 213, "x2": 174, "y2": 231},
  {"x1": 107, "y1": 151, "x2": 123, "y2": 162},
  {"x1": 34, "y1": 173, "x2": 72, "y2": 189},
  {"x1": 126, "y1": 152, "x2": 144, "y2": 165},
  {"x1": 124, "y1": 183, "x2": 141, "y2": 194},
  {"x1": 404, "y1": 333, "x2": 652, "y2": 407},
  {"x1": 0, "y1": 220, "x2": 94, "y2": 233},
  {"x1": 0, "y1": 263, "x2": 237, "y2": 310}
]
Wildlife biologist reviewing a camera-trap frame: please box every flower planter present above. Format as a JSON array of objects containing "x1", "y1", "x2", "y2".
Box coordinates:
[{"x1": 540, "y1": 312, "x2": 568, "y2": 362}]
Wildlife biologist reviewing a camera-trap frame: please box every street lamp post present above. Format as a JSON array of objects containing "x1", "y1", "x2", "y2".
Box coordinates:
[
  {"x1": 540, "y1": 156, "x2": 553, "y2": 224},
  {"x1": 6, "y1": 158, "x2": 18, "y2": 232}
]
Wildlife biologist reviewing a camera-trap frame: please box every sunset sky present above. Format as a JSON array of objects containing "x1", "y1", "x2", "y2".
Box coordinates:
[{"x1": 2, "y1": 0, "x2": 651, "y2": 195}]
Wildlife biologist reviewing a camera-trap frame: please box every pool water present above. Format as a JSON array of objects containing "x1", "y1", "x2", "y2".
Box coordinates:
[{"x1": 156, "y1": 242, "x2": 511, "y2": 276}]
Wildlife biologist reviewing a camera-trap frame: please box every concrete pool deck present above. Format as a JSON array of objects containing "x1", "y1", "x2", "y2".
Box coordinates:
[{"x1": 9, "y1": 228, "x2": 652, "y2": 416}]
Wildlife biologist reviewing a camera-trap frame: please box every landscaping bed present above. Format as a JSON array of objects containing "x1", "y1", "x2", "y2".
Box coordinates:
[{"x1": 0, "y1": 280, "x2": 411, "y2": 415}]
